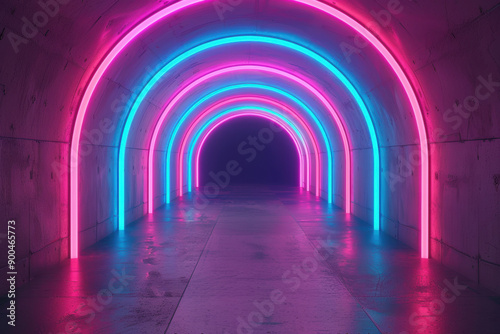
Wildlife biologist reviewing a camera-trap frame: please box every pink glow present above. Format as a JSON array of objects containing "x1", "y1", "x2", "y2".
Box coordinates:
[
  {"x1": 292, "y1": 0, "x2": 429, "y2": 257},
  {"x1": 177, "y1": 96, "x2": 320, "y2": 197},
  {"x1": 147, "y1": 64, "x2": 351, "y2": 214},
  {"x1": 69, "y1": 0, "x2": 203, "y2": 258},
  {"x1": 194, "y1": 112, "x2": 306, "y2": 192}
]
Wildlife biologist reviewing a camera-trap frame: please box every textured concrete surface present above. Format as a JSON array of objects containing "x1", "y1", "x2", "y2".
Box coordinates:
[{"x1": 1, "y1": 186, "x2": 499, "y2": 334}]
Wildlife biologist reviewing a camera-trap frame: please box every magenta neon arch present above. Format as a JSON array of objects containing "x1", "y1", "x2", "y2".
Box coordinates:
[
  {"x1": 147, "y1": 64, "x2": 351, "y2": 213},
  {"x1": 293, "y1": 0, "x2": 430, "y2": 258},
  {"x1": 69, "y1": 0, "x2": 203, "y2": 258},
  {"x1": 70, "y1": 0, "x2": 429, "y2": 259},
  {"x1": 175, "y1": 96, "x2": 321, "y2": 199},
  {"x1": 191, "y1": 112, "x2": 307, "y2": 191}
]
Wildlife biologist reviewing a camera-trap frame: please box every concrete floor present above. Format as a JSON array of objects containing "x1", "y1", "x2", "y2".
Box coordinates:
[{"x1": 2, "y1": 185, "x2": 500, "y2": 334}]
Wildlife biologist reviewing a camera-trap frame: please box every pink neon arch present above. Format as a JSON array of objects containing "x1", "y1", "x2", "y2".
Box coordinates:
[
  {"x1": 194, "y1": 97, "x2": 320, "y2": 191},
  {"x1": 147, "y1": 64, "x2": 351, "y2": 214},
  {"x1": 176, "y1": 96, "x2": 321, "y2": 198},
  {"x1": 70, "y1": 0, "x2": 429, "y2": 259},
  {"x1": 69, "y1": 0, "x2": 203, "y2": 258},
  {"x1": 292, "y1": 0, "x2": 430, "y2": 258},
  {"x1": 192, "y1": 112, "x2": 306, "y2": 191}
]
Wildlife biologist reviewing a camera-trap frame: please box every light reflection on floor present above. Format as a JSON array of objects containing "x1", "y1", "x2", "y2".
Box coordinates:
[{"x1": 1, "y1": 185, "x2": 499, "y2": 334}]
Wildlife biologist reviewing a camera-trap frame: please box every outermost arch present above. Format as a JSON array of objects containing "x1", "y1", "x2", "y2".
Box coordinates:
[{"x1": 69, "y1": 0, "x2": 429, "y2": 259}]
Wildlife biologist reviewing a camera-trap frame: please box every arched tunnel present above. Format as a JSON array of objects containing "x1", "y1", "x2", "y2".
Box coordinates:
[{"x1": 1, "y1": 0, "x2": 500, "y2": 333}]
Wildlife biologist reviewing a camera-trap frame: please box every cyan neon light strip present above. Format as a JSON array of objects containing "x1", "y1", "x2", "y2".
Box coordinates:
[
  {"x1": 292, "y1": 0, "x2": 428, "y2": 257},
  {"x1": 165, "y1": 84, "x2": 333, "y2": 205},
  {"x1": 70, "y1": 0, "x2": 203, "y2": 258},
  {"x1": 118, "y1": 35, "x2": 375, "y2": 231}
]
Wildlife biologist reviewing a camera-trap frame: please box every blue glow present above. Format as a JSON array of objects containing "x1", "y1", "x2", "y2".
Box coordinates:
[{"x1": 118, "y1": 35, "x2": 379, "y2": 230}]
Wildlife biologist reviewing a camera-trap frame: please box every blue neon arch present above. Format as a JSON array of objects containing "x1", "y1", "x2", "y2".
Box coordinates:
[{"x1": 118, "y1": 35, "x2": 380, "y2": 231}]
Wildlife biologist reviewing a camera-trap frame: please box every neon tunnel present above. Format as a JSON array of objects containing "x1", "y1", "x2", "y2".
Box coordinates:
[
  {"x1": 4, "y1": 0, "x2": 499, "y2": 332},
  {"x1": 68, "y1": 2, "x2": 429, "y2": 259}
]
